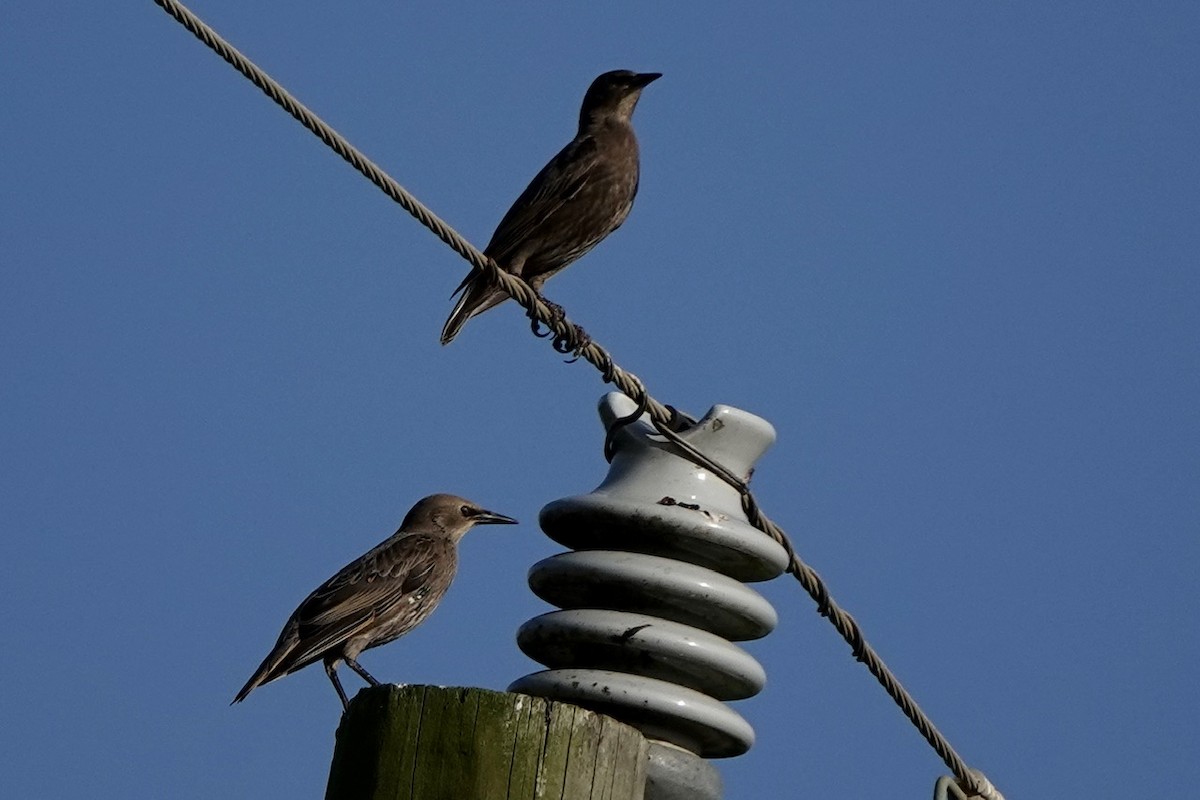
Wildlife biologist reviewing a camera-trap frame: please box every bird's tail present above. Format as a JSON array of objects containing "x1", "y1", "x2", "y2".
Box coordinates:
[
  {"x1": 231, "y1": 635, "x2": 295, "y2": 705},
  {"x1": 440, "y1": 269, "x2": 509, "y2": 345}
]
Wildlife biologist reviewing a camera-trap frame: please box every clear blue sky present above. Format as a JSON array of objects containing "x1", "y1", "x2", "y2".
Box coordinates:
[{"x1": 3, "y1": 3, "x2": 1197, "y2": 798}]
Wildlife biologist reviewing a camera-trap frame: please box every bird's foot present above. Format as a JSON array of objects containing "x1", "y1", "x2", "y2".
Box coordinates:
[
  {"x1": 525, "y1": 295, "x2": 589, "y2": 357},
  {"x1": 541, "y1": 297, "x2": 567, "y2": 322},
  {"x1": 553, "y1": 324, "x2": 591, "y2": 359},
  {"x1": 527, "y1": 296, "x2": 566, "y2": 337}
]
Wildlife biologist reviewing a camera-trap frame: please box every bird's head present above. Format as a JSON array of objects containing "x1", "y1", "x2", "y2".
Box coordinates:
[
  {"x1": 403, "y1": 493, "x2": 519, "y2": 541},
  {"x1": 579, "y1": 70, "x2": 661, "y2": 128}
]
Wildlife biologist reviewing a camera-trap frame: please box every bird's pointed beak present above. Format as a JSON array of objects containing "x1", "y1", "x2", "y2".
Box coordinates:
[
  {"x1": 470, "y1": 509, "x2": 519, "y2": 526},
  {"x1": 635, "y1": 72, "x2": 662, "y2": 87}
]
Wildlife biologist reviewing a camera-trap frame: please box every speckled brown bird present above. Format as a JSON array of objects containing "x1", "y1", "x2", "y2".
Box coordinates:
[
  {"x1": 232, "y1": 494, "x2": 517, "y2": 710},
  {"x1": 440, "y1": 69, "x2": 660, "y2": 345}
]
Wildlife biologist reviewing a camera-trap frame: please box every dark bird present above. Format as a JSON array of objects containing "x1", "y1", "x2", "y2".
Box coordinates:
[
  {"x1": 232, "y1": 494, "x2": 517, "y2": 710},
  {"x1": 440, "y1": 69, "x2": 661, "y2": 345}
]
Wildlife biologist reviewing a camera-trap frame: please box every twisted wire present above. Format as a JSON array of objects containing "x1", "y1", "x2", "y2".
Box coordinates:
[{"x1": 151, "y1": 2, "x2": 1000, "y2": 796}]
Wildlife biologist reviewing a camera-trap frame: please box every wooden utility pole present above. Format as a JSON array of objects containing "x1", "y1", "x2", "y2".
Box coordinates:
[{"x1": 325, "y1": 685, "x2": 648, "y2": 800}]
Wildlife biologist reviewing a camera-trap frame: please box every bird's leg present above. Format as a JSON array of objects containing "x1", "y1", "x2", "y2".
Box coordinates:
[
  {"x1": 344, "y1": 656, "x2": 381, "y2": 687},
  {"x1": 325, "y1": 659, "x2": 350, "y2": 711},
  {"x1": 538, "y1": 294, "x2": 568, "y2": 324}
]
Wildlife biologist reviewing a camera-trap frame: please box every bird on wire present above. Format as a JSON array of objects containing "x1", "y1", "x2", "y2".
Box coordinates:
[
  {"x1": 440, "y1": 69, "x2": 661, "y2": 345},
  {"x1": 232, "y1": 494, "x2": 518, "y2": 710}
]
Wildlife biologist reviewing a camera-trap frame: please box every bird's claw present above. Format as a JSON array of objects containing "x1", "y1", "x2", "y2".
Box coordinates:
[
  {"x1": 554, "y1": 324, "x2": 591, "y2": 359},
  {"x1": 528, "y1": 296, "x2": 570, "y2": 340}
]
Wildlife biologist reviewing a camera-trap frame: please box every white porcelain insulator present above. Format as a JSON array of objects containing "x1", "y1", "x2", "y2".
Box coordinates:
[{"x1": 511, "y1": 393, "x2": 787, "y2": 761}]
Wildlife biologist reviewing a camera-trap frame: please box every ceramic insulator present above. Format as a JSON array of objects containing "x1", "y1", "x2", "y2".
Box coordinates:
[{"x1": 510, "y1": 392, "x2": 787, "y2": 761}]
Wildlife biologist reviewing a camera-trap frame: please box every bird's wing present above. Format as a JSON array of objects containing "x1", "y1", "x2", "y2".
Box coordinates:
[
  {"x1": 278, "y1": 535, "x2": 453, "y2": 672},
  {"x1": 483, "y1": 135, "x2": 600, "y2": 265}
]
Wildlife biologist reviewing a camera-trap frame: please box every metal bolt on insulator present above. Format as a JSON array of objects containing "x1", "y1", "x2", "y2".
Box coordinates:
[{"x1": 510, "y1": 393, "x2": 788, "y2": 800}]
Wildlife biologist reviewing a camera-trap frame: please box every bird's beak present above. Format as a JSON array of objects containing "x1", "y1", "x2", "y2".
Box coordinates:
[
  {"x1": 634, "y1": 72, "x2": 662, "y2": 87},
  {"x1": 470, "y1": 509, "x2": 519, "y2": 526}
]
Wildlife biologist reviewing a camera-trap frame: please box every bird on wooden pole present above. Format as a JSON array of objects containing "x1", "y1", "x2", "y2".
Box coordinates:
[
  {"x1": 232, "y1": 494, "x2": 518, "y2": 710},
  {"x1": 440, "y1": 69, "x2": 661, "y2": 345}
]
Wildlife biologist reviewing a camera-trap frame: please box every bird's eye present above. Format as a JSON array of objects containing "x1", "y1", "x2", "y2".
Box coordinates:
[{"x1": 460, "y1": 504, "x2": 472, "y2": 517}]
